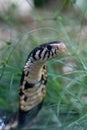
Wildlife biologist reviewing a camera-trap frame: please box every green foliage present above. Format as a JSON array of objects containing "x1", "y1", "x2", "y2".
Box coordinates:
[
  {"x1": 34, "y1": 0, "x2": 47, "y2": 7},
  {"x1": 0, "y1": 1, "x2": 87, "y2": 129},
  {"x1": 75, "y1": 0, "x2": 87, "y2": 17}
]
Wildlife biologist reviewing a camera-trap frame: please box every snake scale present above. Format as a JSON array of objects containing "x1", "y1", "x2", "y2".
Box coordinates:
[{"x1": 2, "y1": 41, "x2": 66, "y2": 130}]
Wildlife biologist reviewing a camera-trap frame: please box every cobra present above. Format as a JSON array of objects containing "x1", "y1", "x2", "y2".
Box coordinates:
[{"x1": 3, "y1": 41, "x2": 66, "y2": 130}]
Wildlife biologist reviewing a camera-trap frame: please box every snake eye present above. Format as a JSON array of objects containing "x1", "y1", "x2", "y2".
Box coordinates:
[{"x1": 47, "y1": 45, "x2": 52, "y2": 50}]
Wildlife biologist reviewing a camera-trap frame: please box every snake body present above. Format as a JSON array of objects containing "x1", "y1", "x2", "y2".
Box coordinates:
[{"x1": 3, "y1": 41, "x2": 66, "y2": 130}]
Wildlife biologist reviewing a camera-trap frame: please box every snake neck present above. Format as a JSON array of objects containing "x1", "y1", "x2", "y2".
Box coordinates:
[
  {"x1": 18, "y1": 58, "x2": 47, "y2": 128},
  {"x1": 24, "y1": 59, "x2": 47, "y2": 84},
  {"x1": 19, "y1": 57, "x2": 47, "y2": 111}
]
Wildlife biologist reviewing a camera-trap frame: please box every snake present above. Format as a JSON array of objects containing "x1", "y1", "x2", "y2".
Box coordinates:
[{"x1": 1, "y1": 41, "x2": 66, "y2": 130}]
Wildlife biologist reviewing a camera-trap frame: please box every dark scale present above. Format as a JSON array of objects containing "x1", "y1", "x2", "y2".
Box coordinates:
[
  {"x1": 24, "y1": 96, "x2": 28, "y2": 101},
  {"x1": 42, "y1": 50, "x2": 48, "y2": 60},
  {"x1": 20, "y1": 71, "x2": 25, "y2": 85},
  {"x1": 38, "y1": 48, "x2": 44, "y2": 59},
  {"x1": 47, "y1": 44, "x2": 52, "y2": 50},
  {"x1": 24, "y1": 81, "x2": 35, "y2": 89},
  {"x1": 51, "y1": 50, "x2": 54, "y2": 57},
  {"x1": 19, "y1": 88, "x2": 24, "y2": 96},
  {"x1": 43, "y1": 79, "x2": 47, "y2": 85},
  {"x1": 41, "y1": 74, "x2": 47, "y2": 85},
  {"x1": 25, "y1": 71, "x2": 29, "y2": 76},
  {"x1": 32, "y1": 48, "x2": 39, "y2": 60},
  {"x1": 55, "y1": 49, "x2": 57, "y2": 55},
  {"x1": 47, "y1": 51, "x2": 50, "y2": 59},
  {"x1": 43, "y1": 65, "x2": 47, "y2": 70}
]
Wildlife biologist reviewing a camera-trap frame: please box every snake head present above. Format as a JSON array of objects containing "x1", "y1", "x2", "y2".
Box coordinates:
[
  {"x1": 47, "y1": 41, "x2": 66, "y2": 56},
  {"x1": 30, "y1": 41, "x2": 66, "y2": 61}
]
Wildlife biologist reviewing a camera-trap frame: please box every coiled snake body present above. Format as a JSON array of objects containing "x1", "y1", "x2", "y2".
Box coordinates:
[{"x1": 2, "y1": 41, "x2": 66, "y2": 130}]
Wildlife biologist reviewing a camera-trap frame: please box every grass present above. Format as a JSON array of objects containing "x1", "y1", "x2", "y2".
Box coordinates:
[{"x1": 0, "y1": 2, "x2": 87, "y2": 129}]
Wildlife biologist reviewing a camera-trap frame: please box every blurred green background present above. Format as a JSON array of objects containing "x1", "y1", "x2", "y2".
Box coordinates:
[{"x1": 0, "y1": 0, "x2": 87, "y2": 129}]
